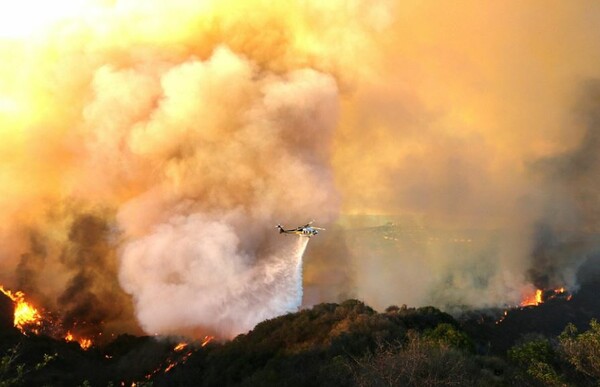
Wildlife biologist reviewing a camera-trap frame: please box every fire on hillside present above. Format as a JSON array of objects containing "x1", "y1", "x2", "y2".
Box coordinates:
[
  {"x1": 496, "y1": 287, "x2": 573, "y2": 325},
  {"x1": 1, "y1": 285, "x2": 94, "y2": 350}
]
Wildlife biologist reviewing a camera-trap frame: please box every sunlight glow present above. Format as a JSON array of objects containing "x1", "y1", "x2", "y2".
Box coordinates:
[{"x1": 0, "y1": 0, "x2": 97, "y2": 38}]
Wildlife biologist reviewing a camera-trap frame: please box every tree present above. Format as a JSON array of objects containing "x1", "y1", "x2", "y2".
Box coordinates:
[
  {"x1": 348, "y1": 331, "x2": 476, "y2": 387},
  {"x1": 424, "y1": 323, "x2": 475, "y2": 352},
  {"x1": 0, "y1": 345, "x2": 55, "y2": 387},
  {"x1": 559, "y1": 319, "x2": 600, "y2": 381},
  {"x1": 507, "y1": 335, "x2": 564, "y2": 386}
]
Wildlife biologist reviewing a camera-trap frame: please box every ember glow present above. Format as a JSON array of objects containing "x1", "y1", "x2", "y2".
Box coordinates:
[{"x1": 145, "y1": 339, "x2": 203, "y2": 380}]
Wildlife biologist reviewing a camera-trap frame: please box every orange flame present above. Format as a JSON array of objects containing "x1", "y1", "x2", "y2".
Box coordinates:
[
  {"x1": 520, "y1": 287, "x2": 571, "y2": 307},
  {"x1": 520, "y1": 289, "x2": 543, "y2": 307},
  {"x1": 201, "y1": 336, "x2": 214, "y2": 347},
  {"x1": 65, "y1": 330, "x2": 93, "y2": 350},
  {"x1": 174, "y1": 342, "x2": 188, "y2": 351},
  {"x1": 0, "y1": 285, "x2": 42, "y2": 334},
  {"x1": 79, "y1": 338, "x2": 92, "y2": 350}
]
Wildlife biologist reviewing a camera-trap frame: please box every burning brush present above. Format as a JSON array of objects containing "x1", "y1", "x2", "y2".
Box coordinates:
[
  {"x1": 520, "y1": 287, "x2": 571, "y2": 307},
  {"x1": 144, "y1": 336, "x2": 214, "y2": 380},
  {"x1": 497, "y1": 286, "x2": 573, "y2": 324},
  {"x1": 0, "y1": 285, "x2": 94, "y2": 350},
  {"x1": 0, "y1": 285, "x2": 43, "y2": 334}
]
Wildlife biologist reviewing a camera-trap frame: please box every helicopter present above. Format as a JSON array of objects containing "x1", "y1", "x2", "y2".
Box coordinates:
[{"x1": 276, "y1": 221, "x2": 325, "y2": 237}]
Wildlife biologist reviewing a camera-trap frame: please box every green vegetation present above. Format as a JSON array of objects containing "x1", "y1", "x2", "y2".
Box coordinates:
[
  {"x1": 0, "y1": 345, "x2": 55, "y2": 387},
  {"x1": 559, "y1": 319, "x2": 600, "y2": 383},
  {"x1": 5, "y1": 299, "x2": 600, "y2": 386},
  {"x1": 161, "y1": 301, "x2": 502, "y2": 386},
  {"x1": 163, "y1": 301, "x2": 600, "y2": 386},
  {"x1": 508, "y1": 335, "x2": 565, "y2": 386}
]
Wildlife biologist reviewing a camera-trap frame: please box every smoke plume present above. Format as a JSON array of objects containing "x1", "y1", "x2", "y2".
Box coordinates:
[
  {"x1": 329, "y1": 1, "x2": 600, "y2": 310},
  {"x1": 0, "y1": 0, "x2": 354, "y2": 338}
]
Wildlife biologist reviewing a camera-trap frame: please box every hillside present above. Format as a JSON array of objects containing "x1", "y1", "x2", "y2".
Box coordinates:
[{"x1": 3, "y1": 279, "x2": 600, "y2": 386}]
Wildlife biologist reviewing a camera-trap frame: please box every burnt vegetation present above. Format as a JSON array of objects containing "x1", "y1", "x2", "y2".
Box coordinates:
[{"x1": 3, "y1": 272, "x2": 600, "y2": 386}]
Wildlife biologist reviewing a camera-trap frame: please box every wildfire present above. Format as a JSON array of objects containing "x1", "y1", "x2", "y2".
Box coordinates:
[
  {"x1": 520, "y1": 289, "x2": 543, "y2": 307},
  {"x1": 497, "y1": 286, "x2": 574, "y2": 325},
  {"x1": 201, "y1": 336, "x2": 214, "y2": 347},
  {"x1": 79, "y1": 338, "x2": 92, "y2": 350},
  {"x1": 64, "y1": 331, "x2": 93, "y2": 350},
  {"x1": 0, "y1": 286, "x2": 42, "y2": 334},
  {"x1": 520, "y1": 287, "x2": 571, "y2": 308},
  {"x1": 174, "y1": 342, "x2": 188, "y2": 351},
  {"x1": 145, "y1": 336, "x2": 214, "y2": 380}
]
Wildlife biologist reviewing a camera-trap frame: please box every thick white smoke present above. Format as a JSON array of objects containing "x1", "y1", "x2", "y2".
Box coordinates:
[
  {"x1": 0, "y1": 0, "x2": 380, "y2": 339},
  {"x1": 120, "y1": 214, "x2": 309, "y2": 337},
  {"x1": 106, "y1": 47, "x2": 339, "y2": 338}
]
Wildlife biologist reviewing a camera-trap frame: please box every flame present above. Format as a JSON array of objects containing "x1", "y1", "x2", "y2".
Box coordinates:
[
  {"x1": 498, "y1": 286, "x2": 573, "y2": 325},
  {"x1": 1, "y1": 286, "x2": 97, "y2": 349},
  {"x1": 79, "y1": 338, "x2": 92, "y2": 350},
  {"x1": 520, "y1": 287, "x2": 572, "y2": 307},
  {"x1": 146, "y1": 339, "x2": 202, "y2": 379},
  {"x1": 65, "y1": 330, "x2": 93, "y2": 350},
  {"x1": 174, "y1": 342, "x2": 188, "y2": 351},
  {"x1": 201, "y1": 336, "x2": 214, "y2": 347},
  {"x1": 520, "y1": 289, "x2": 543, "y2": 307},
  {"x1": 0, "y1": 286, "x2": 42, "y2": 334}
]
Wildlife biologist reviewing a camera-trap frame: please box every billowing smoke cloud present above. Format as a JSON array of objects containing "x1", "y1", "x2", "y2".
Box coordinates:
[
  {"x1": 0, "y1": 0, "x2": 360, "y2": 338},
  {"x1": 2, "y1": 0, "x2": 600, "y2": 339},
  {"x1": 329, "y1": 1, "x2": 600, "y2": 310},
  {"x1": 110, "y1": 50, "x2": 340, "y2": 337},
  {"x1": 121, "y1": 217, "x2": 309, "y2": 337},
  {"x1": 527, "y1": 81, "x2": 600, "y2": 290}
]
